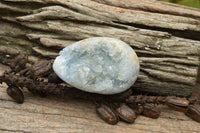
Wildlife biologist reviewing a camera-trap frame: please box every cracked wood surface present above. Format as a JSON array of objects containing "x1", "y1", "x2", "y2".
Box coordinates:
[
  {"x1": 0, "y1": 0, "x2": 200, "y2": 96},
  {"x1": 0, "y1": 64, "x2": 200, "y2": 133}
]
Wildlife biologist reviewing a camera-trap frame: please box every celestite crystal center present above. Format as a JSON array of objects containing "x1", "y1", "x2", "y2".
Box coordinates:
[{"x1": 53, "y1": 37, "x2": 139, "y2": 94}]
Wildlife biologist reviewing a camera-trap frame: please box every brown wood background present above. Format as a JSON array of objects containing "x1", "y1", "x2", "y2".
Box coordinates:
[
  {"x1": 0, "y1": 64, "x2": 200, "y2": 133},
  {"x1": 0, "y1": 0, "x2": 200, "y2": 96}
]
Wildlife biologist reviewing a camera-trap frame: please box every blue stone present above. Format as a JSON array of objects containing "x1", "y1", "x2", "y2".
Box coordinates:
[{"x1": 53, "y1": 37, "x2": 139, "y2": 94}]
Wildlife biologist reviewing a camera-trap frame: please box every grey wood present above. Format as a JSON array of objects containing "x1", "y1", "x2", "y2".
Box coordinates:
[{"x1": 0, "y1": 0, "x2": 200, "y2": 96}]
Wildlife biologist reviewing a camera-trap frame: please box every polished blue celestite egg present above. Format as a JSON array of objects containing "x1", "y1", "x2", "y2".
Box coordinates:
[{"x1": 53, "y1": 37, "x2": 140, "y2": 95}]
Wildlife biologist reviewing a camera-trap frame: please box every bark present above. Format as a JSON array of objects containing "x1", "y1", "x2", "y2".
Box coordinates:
[{"x1": 0, "y1": 0, "x2": 200, "y2": 96}]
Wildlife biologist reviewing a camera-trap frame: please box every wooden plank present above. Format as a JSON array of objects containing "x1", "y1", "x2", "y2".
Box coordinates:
[{"x1": 0, "y1": 64, "x2": 199, "y2": 133}]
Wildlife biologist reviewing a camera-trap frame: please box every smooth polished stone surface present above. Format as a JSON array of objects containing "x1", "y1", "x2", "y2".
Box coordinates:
[{"x1": 53, "y1": 37, "x2": 139, "y2": 94}]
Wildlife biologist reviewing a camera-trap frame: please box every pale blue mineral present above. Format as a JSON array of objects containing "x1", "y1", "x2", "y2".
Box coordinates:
[{"x1": 53, "y1": 37, "x2": 140, "y2": 95}]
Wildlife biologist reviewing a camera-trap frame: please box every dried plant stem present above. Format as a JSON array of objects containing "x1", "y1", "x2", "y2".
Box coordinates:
[{"x1": 1, "y1": 72, "x2": 133, "y2": 102}]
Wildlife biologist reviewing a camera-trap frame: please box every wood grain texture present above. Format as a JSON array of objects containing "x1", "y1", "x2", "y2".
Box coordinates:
[
  {"x1": 0, "y1": 0, "x2": 200, "y2": 96},
  {"x1": 0, "y1": 64, "x2": 200, "y2": 133}
]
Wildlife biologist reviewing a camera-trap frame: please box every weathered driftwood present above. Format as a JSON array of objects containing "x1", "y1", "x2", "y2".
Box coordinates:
[{"x1": 0, "y1": 0, "x2": 200, "y2": 96}]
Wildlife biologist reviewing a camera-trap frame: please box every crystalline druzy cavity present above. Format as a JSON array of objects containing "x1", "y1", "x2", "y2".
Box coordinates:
[{"x1": 53, "y1": 37, "x2": 140, "y2": 94}]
